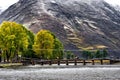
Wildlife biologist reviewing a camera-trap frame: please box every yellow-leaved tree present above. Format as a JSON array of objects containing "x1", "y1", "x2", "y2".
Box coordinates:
[
  {"x1": 0, "y1": 21, "x2": 29, "y2": 62},
  {"x1": 33, "y1": 30, "x2": 54, "y2": 59},
  {"x1": 33, "y1": 29, "x2": 64, "y2": 59}
]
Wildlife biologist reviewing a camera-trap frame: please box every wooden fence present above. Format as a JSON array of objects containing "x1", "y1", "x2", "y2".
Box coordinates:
[{"x1": 21, "y1": 58, "x2": 120, "y2": 66}]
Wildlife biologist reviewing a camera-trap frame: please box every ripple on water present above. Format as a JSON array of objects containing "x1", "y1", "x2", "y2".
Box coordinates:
[{"x1": 0, "y1": 66, "x2": 120, "y2": 80}]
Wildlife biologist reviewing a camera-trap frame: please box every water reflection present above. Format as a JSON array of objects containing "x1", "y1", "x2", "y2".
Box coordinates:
[{"x1": 0, "y1": 65, "x2": 120, "y2": 80}]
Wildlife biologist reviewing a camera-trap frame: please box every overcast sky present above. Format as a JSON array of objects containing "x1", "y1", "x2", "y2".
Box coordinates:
[
  {"x1": 0, "y1": 0, "x2": 19, "y2": 11},
  {"x1": 0, "y1": 0, "x2": 120, "y2": 11},
  {"x1": 105, "y1": 0, "x2": 120, "y2": 5}
]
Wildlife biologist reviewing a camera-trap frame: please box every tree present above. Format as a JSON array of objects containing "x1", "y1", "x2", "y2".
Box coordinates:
[
  {"x1": 22, "y1": 28, "x2": 36, "y2": 58},
  {"x1": 52, "y1": 38, "x2": 64, "y2": 59},
  {"x1": 33, "y1": 30, "x2": 54, "y2": 59},
  {"x1": 102, "y1": 49, "x2": 108, "y2": 58},
  {"x1": 64, "y1": 51, "x2": 74, "y2": 59},
  {"x1": 82, "y1": 50, "x2": 92, "y2": 59},
  {"x1": 0, "y1": 21, "x2": 29, "y2": 62},
  {"x1": 33, "y1": 30, "x2": 64, "y2": 59},
  {"x1": 95, "y1": 50, "x2": 102, "y2": 58}
]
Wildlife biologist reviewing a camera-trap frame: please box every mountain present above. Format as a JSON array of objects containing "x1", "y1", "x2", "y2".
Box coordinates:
[
  {"x1": 0, "y1": 0, "x2": 120, "y2": 56},
  {"x1": 0, "y1": 8, "x2": 1, "y2": 14},
  {"x1": 114, "y1": 5, "x2": 120, "y2": 12}
]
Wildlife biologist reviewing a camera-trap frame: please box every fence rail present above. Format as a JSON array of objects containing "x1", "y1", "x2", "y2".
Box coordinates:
[{"x1": 21, "y1": 58, "x2": 120, "y2": 66}]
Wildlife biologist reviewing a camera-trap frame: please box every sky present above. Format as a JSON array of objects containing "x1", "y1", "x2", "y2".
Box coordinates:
[
  {"x1": 105, "y1": 0, "x2": 120, "y2": 6},
  {"x1": 0, "y1": 0, "x2": 120, "y2": 11},
  {"x1": 0, "y1": 0, "x2": 19, "y2": 11}
]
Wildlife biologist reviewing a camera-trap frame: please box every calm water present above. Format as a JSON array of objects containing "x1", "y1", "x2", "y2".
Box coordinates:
[{"x1": 0, "y1": 65, "x2": 120, "y2": 80}]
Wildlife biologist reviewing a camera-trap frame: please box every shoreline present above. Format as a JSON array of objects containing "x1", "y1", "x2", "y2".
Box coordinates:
[
  {"x1": 0, "y1": 63, "x2": 23, "y2": 68},
  {"x1": 0, "y1": 62, "x2": 120, "y2": 69}
]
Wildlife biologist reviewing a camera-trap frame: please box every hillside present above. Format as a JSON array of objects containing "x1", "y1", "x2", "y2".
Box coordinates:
[{"x1": 0, "y1": 0, "x2": 120, "y2": 56}]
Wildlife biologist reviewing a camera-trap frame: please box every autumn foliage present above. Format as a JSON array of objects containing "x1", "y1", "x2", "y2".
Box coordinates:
[{"x1": 0, "y1": 21, "x2": 64, "y2": 62}]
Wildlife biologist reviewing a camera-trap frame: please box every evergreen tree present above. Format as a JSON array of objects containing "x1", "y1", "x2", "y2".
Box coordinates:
[
  {"x1": 95, "y1": 50, "x2": 102, "y2": 58},
  {"x1": 82, "y1": 50, "x2": 92, "y2": 59},
  {"x1": 22, "y1": 29, "x2": 36, "y2": 58},
  {"x1": 52, "y1": 38, "x2": 64, "y2": 59},
  {"x1": 102, "y1": 49, "x2": 108, "y2": 58}
]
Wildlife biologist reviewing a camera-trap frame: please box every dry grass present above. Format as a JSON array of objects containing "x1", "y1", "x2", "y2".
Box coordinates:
[
  {"x1": 0, "y1": 63, "x2": 22, "y2": 68},
  {"x1": 86, "y1": 60, "x2": 110, "y2": 63},
  {"x1": 95, "y1": 45, "x2": 107, "y2": 49}
]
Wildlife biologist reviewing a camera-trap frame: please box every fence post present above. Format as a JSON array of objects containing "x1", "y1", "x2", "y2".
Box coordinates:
[
  {"x1": 49, "y1": 60, "x2": 52, "y2": 65},
  {"x1": 66, "y1": 60, "x2": 69, "y2": 65},
  {"x1": 100, "y1": 59, "x2": 103, "y2": 65},
  {"x1": 92, "y1": 60, "x2": 95, "y2": 65},
  {"x1": 41, "y1": 61, "x2": 44, "y2": 65},
  {"x1": 83, "y1": 60, "x2": 86, "y2": 65},
  {"x1": 74, "y1": 59, "x2": 77, "y2": 65},
  {"x1": 110, "y1": 60, "x2": 113, "y2": 64},
  {"x1": 31, "y1": 59, "x2": 35, "y2": 65},
  {"x1": 58, "y1": 60, "x2": 60, "y2": 65}
]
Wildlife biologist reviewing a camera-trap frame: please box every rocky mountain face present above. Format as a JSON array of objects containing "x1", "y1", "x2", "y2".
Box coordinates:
[{"x1": 0, "y1": 0, "x2": 120, "y2": 56}]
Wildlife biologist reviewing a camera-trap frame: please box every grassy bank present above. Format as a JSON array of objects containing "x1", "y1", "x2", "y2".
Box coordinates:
[{"x1": 0, "y1": 63, "x2": 23, "y2": 68}]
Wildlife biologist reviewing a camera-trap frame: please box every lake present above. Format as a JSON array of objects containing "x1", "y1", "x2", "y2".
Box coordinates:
[{"x1": 0, "y1": 65, "x2": 120, "y2": 80}]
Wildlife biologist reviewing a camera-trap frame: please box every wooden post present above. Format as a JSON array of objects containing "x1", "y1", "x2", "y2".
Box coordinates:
[
  {"x1": 110, "y1": 60, "x2": 113, "y2": 64},
  {"x1": 41, "y1": 62, "x2": 44, "y2": 65},
  {"x1": 22, "y1": 61, "x2": 26, "y2": 66},
  {"x1": 100, "y1": 59, "x2": 103, "y2": 65},
  {"x1": 49, "y1": 60, "x2": 52, "y2": 65},
  {"x1": 74, "y1": 59, "x2": 77, "y2": 65},
  {"x1": 58, "y1": 60, "x2": 60, "y2": 65},
  {"x1": 83, "y1": 60, "x2": 86, "y2": 65},
  {"x1": 31, "y1": 60, "x2": 35, "y2": 65},
  {"x1": 66, "y1": 60, "x2": 69, "y2": 65},
  {"x1": 92, "y1": 60, "x2": 95, "y2": 65}
]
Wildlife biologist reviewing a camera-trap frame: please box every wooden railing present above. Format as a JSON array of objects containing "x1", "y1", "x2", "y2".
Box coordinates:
[{"x1": 21, "y1": 58, "x2": 120, "y2": 66}]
